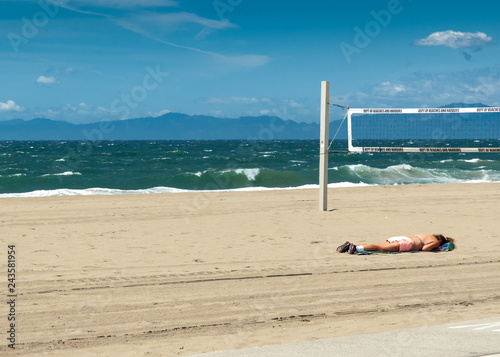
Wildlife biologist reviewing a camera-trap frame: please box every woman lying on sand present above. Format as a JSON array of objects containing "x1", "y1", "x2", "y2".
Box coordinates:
[{"x1": 337, "y1": 234, "x2": 455, "y2": 254}]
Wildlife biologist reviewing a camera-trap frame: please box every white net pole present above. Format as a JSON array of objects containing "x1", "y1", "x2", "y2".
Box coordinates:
[{"x1": 319, "y1": 81, "x2": 329, "y2": 211}]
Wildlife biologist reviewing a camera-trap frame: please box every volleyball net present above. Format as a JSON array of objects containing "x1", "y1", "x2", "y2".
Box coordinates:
[{"x1": 347, "y1": 106, "x2": 500, "y2": 153}]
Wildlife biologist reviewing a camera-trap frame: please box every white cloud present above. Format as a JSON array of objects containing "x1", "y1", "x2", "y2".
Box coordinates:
[
  {"x1": 413, "y1": 30, "x2": 493, "y2": 49},
  {"x1": 141, "y1": 12, "x2": 237, "y2": 31},
  {"x1": 377, "y1": 81, "x2": 407, "y2": 96},
  {"x1": 203, "y1": 97, "x2": 306, "y2": 110},
  {"x1": 58, "y1": 1, "x2": 268, "y2": 69},
  {"x1": 149, "y1": 109, "x2": 171, "y2": 117},
  {"x1": 195, "y1": 28, "x2": 214, "y2": 40},
  {"x1": 198, "y1": 96, "x2": 313, "y2": 122},
  {"x1": 112, "y1": 17, "x2": 268, "y2": 68},
  {"x1": 202, "y1": 97, "x2": 264, "y2": 105},
  {"x1": 36, "y1": 76, "x2": 58, "y2": 86},
  {"x1": 231, "y1": 97, "x2": 259, "y2": 104},
  {"x1": 202, "y1": 97, "x2": 225, "y2": 104},
  {"x1": 288, "y1": 100, "x2": 303, "y2": 108},
  {"x1": 0, "y1": 100, "x2": 23, "y2": 112}
]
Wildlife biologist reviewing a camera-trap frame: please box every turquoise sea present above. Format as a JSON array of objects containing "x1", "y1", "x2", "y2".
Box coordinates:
[{"x1": 1, "y1": 140, "x2": 500, "y2": 197}]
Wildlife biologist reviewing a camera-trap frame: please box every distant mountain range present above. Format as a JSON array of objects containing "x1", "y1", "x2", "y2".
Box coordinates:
[
  {"x1": 439, "y1": 103, "x2": 489, "y2": 108},
  {"x1": 0, "y1": 113, "x2": 326, "y2": 140},
  {"x1": 0, "y1": 103, "x2": 490, "y2": 140}
]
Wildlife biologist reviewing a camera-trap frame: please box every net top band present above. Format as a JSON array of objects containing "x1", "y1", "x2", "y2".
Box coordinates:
[{"x1": 349, "y1": 107, "x2": 500, "y2": 115}]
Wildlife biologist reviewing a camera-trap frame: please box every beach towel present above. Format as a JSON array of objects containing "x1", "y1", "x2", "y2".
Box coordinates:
[{"x1": 355, "y1": 242, "x2": 455, "y2": 255}]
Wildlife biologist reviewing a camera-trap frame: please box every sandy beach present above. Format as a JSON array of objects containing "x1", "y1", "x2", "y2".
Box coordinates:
[{"x1": 2, "y1": 182, "x2": 500, "y2": 356}]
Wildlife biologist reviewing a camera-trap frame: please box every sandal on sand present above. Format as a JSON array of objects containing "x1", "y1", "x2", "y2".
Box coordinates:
[
  {"x1": 336, "y1": 241, "x2": 351, "y2": 253},
  {"x1": 348, "y1": 243, "x2": 357, "y2": 254}
]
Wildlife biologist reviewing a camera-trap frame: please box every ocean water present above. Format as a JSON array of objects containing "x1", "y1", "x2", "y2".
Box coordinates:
[{"x1": 1, "y1": 140, "x2": 500, "y2": 197}]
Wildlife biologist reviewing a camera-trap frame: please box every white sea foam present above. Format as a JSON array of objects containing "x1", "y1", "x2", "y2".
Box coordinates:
[
  {"x1": 339, "y1": 162, "x2": 499, "y2": 185},
  {"x1": 0, "y1": 186, "x2": 189, "y2": 198},
  {"x1": 217, "y1": 168, "x2": 261, "y2": 181},
  {"x1": 234, "y1": 168, "x2": 260, "y2": 181},
  {"x1": 42, "y1": 171, "x2": 82, "y2": 177},
  {"x1": 0, "y1": 182, "x2": 374, "y2": 198}
]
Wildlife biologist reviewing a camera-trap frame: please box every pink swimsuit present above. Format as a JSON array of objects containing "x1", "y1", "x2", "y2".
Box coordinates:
[{"x1": 387, "y1": 236, "x2": 413, "y2": 252}]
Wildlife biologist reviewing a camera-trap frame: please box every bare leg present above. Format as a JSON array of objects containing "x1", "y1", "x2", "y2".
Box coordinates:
[{"x1": 360, "y1": 242, "x2": 400, "y2": 252}]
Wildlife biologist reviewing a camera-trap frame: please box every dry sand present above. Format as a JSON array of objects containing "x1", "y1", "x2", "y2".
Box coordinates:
[{"x1": 1, "y1": 183, "x2": 500, "y2": 356}]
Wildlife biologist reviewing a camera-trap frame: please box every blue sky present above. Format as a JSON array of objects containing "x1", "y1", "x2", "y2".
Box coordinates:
[{"x1": 0, "y1": 0, "x2": 499, "y2": 124}]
